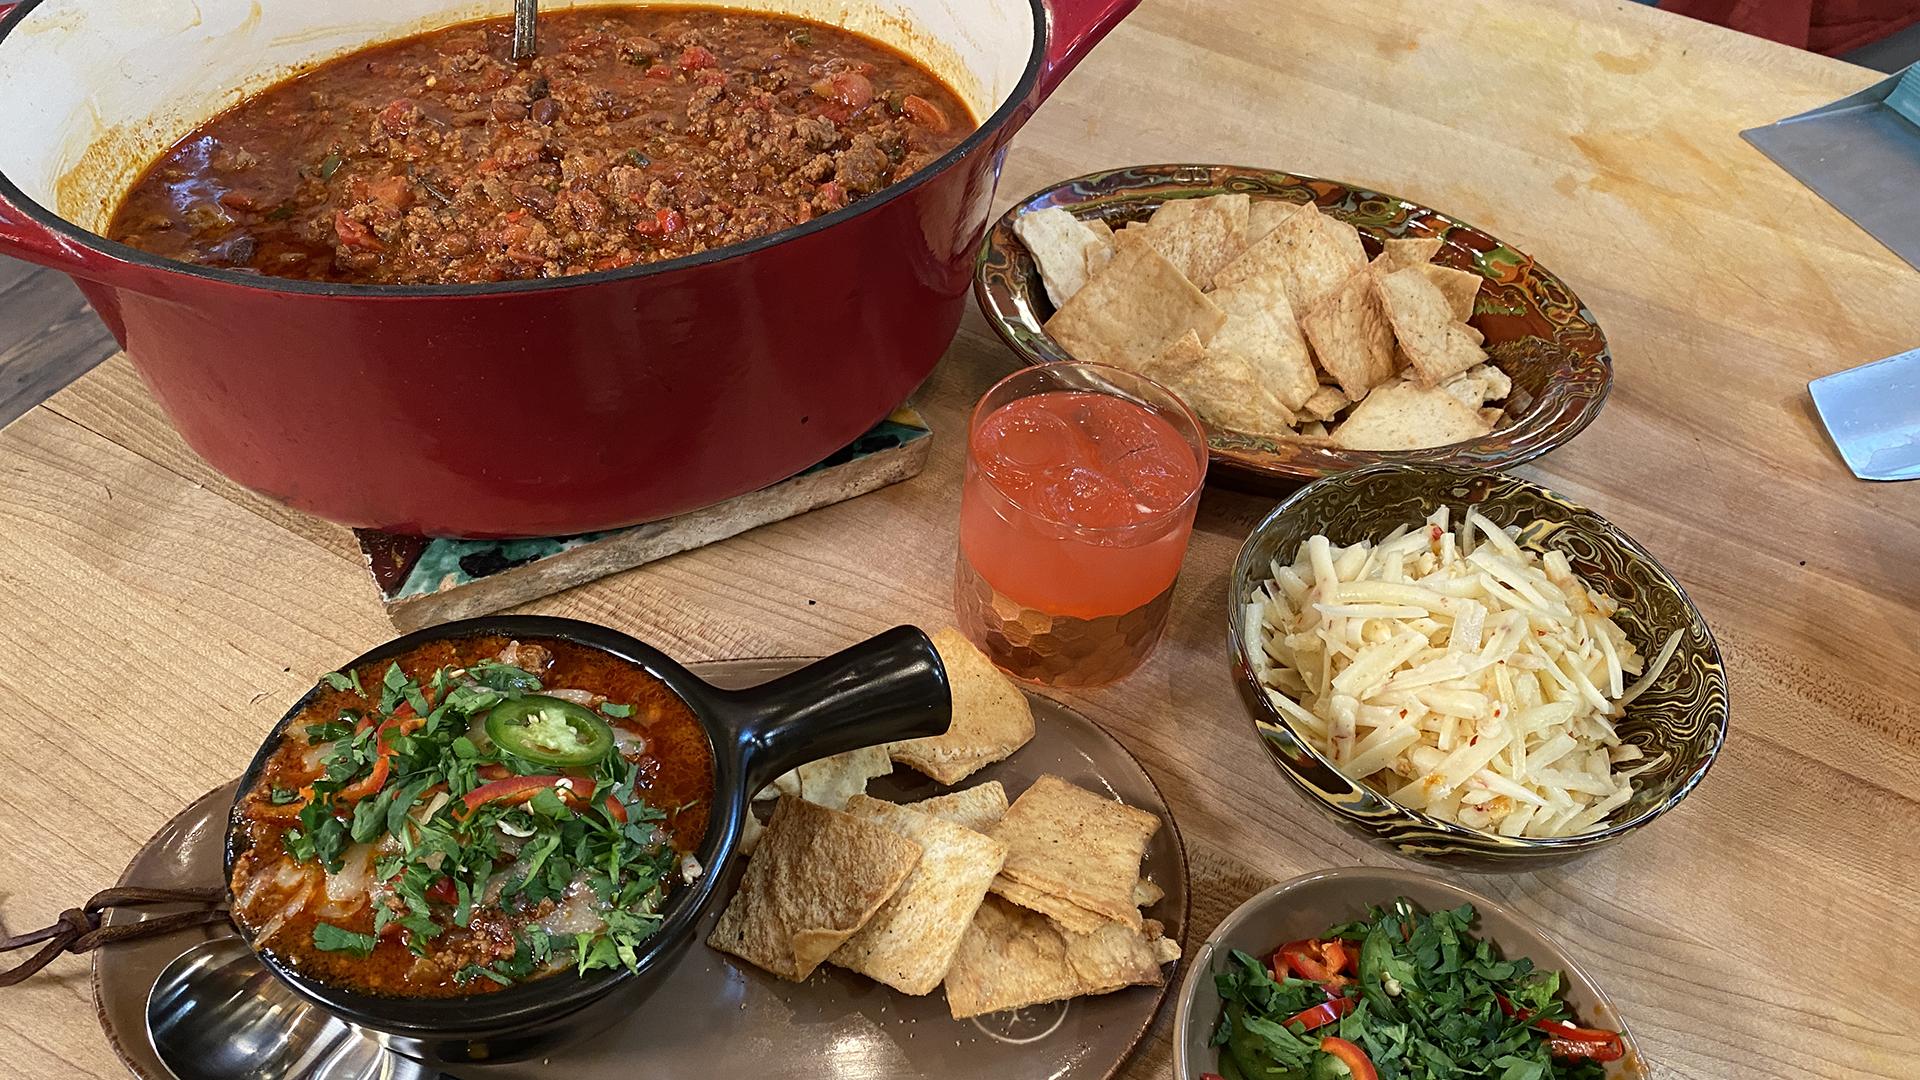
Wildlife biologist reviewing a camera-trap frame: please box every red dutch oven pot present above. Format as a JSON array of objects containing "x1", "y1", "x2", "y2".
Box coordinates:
[{"x1": 0, "y1": 0, "x2": 1138, "y2": 537}]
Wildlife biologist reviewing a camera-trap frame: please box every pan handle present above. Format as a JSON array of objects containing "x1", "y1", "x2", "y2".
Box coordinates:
[
  {"x1": 1032, "y1": 0, "x2": 1144, "y2": 106},
  {"x1": 0, "y1": 189, "x2": 124, "y2": 283},
  {"x1": 704, "y1": 626, "x2": 952, "y2": 794}
]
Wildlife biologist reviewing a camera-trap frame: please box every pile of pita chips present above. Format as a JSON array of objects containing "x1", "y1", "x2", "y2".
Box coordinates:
[
  {"x1": 1016, "y1": 193, "x2": 1515, "y2": 450},
  {"x1": 709, "y1": 633, "x2": 1179, "y2": 1017},
  {"x1": 942, "y1": 775, "x2": 1175, "y2": 1019}
]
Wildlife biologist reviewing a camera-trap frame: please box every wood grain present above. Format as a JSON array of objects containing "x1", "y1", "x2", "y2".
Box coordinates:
[
  {"x1": 0, "y1": 262, "x2": 116, "y2": 429},
  {"x1": 2, "y1": 1, "x2": 1917, "y2": 1078}
]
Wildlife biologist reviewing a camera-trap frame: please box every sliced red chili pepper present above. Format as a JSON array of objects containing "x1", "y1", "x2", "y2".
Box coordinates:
[
  {"x1": 426, "y1": 876, "x2": 457, "y2": 905},
  {"x1": 1284, "y1": 994, "x2": 1356, "y2": 1031},
  {"x1": 1319, "y1": 1037, "x2": 1379, "y2": 1080},
  {"x1": 603, "y1": 795, "x2": 628, "y2": 824}
]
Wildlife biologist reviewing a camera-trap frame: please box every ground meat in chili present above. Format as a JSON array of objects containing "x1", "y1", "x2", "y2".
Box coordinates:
[{"x1": 105, "y1": 7, "x2": 973, "y2": 286}]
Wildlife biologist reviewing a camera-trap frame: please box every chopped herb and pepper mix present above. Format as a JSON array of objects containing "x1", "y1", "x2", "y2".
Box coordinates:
[
  {"x1": 228, "y1": 635, "x2": 714, "y2": 997},
  {"x1": 1208, "y1": 901, "x2": 1625, "y2": 1080}
]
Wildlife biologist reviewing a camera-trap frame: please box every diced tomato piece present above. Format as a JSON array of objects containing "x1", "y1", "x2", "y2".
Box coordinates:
[
  {"x1": 426, "y1": 876, "x2": 457, "y2": 905},
  {"x1": 810, "y1": 71, "x2": 873, "y2": 108},
  {"x1": 816, "y1": 180, "x2": 847, "y2": 211},
  {"x1": 378, "y1": 98, "x2": 415, "y2": 135},
  {"x1": 677, "y1": 45, "x2": 715, "y2": 70},
  {"x1": 364, "y1": 175, "x2": 415, "y2": 212},
  {"x1": 333, "y1": 211, "x2": 385, "y2": 252},
  {"x1": 900, "y1": 94, "x2": 949, "y2": 133},
  {"x1": 633, "y1": 207, "x2": 684, "y2": 237},
  {"x1": 644, "y1": 63, "x2": 672, "y2": 79}
]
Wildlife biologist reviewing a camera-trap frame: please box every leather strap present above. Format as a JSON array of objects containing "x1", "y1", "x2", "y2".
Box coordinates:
[{"x1": 0, "y1": 886, "x2": 230, "y2": 988}]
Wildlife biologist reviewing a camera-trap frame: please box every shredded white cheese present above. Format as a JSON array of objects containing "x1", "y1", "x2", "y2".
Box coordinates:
[{"x1": 1249, "y1": 507, "x2": 1679, "y2": 838}]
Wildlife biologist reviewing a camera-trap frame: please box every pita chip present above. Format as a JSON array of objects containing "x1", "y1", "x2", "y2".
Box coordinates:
[
  {"x1": 1299, "y1": 384, "x2": 1351, "y2": 422},
  {"x1": 1214, "y1": 204, "x2": 1367, "y2": 311},
  {"x1": 1329, "y1": 379, "x2": 1493, "y2": 450},
  {"x1": 1136, "y1": 193, "x2": 1250, "y2": 289},
  {"x1": 1139, "y1": 330, "x2": 1295, "y2": 435},
  {"x1": 987, "y1": 874, "x2": 1111, "y2": 935},
  {"x1": 762, "y1": 744, "x2": 894, "y2": 809},
  {"x1": 1247, "y1": 198, "x2": 1302, "y2": 244},
  {"x1": 1014, "y1": 207, "x2": 1109, "y2": 309},
  {"x1": 1208, "y1": 270, "x2": 1320, "y2": 411},
  {"x1": 1421, "y1": 263, "x2": 1483, "y2": 321},
  {"x1": 889, "y1": 628, "x2": 1035, "y2": 785},
  {"x1": 1044, "y1": 242, "x2": 1226, "y2": 370},
  {"x1": 989, "y1": 775, "x2": 1160, "y2": 931},
  {"x1": 942, "y1": 897, "x2": 1176, "y2": 1019},
  {"x1": 1439, "y1": 363, "x2": 1512, "y2": 409},
  {"x1": 707, "y1": 796, "x2": 922, "y2": 981},
  {"x1": 1373, "y1": 236, "x2": 1443, "y2": 274},
  {"x1": 1132, "y1": 878, "x2": 1165, "y2": 908},
  {"x1": 1375, "y1": 266, "x2": 1487, "y2": 387},
  {"x1": 831, "y1": 796, "x2": 1008, "y2": 995},
  {"x1": 908, "y1": 781, "x2": 1010, "y2": 833},
  {"x1": 1301, "y1": 270, "x2": 1396, "y2": 400}
]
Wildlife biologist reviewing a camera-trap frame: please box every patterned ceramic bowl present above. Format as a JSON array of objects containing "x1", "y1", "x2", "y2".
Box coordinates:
[
  {"x1": 1227, "y1": 464, "x2": 1728, "y2": 869},
  {"x1": 974, "y1": 164, "x2": 1612, "y2": 488}
]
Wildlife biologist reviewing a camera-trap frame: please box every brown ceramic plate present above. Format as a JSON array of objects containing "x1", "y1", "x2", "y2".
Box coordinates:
[
  {"x1": 1171, "y1": 867, "x2": 1646, "y2": 1079},
  {"x1": 94, "y1": 658, "x2": 1188, "y2": 1080},
  {"x1": 974, "y1": 164, "x2": 1612, "y2": 488}
]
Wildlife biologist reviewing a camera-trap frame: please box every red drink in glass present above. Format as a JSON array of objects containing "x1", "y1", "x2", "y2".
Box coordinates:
[{"x1": 955, "y1": 363, "x2": 1207, "y2": 687}]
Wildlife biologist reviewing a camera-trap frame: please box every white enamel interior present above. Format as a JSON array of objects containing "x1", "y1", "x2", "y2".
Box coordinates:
[{"x1": 0, "y1": 0, "x2": 1034, "y2": 233}]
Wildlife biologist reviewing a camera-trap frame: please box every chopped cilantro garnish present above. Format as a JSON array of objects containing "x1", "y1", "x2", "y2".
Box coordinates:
[
  {"x1": 258, "y1": 654, "x2": 676, "y2": 988},
  {"x1": 1211, "y1": 901, "x2": 1610, "y2": 1080},
  {"x1": 311, "y1": 922, "x2": 377, "y2": 957}
]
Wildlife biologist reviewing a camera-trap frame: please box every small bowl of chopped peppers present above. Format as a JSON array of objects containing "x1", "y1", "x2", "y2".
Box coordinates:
[{"x1": 1172, "y1": 866, "x2": 1642, "y2": 1080}]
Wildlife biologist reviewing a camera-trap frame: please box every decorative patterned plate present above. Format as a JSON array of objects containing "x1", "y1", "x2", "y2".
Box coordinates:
[
  {"x1": 1226, "y1": 464, "x2": 1728, "y2": 869},
  {"x1": 974, "y1": 164, "x2": 1612, "y2": 487},
  {"x1": 93, "y1": 659, "x2": 1189, "y2": 1080}
]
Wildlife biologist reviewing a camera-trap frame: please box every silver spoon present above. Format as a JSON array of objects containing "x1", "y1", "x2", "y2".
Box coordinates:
[
  {"x1": 147, "y1": 936, "x2": 439, "y2": 1080},
  {"x1": 512, "y1": 0, "x2": 538, "y2": 62}
]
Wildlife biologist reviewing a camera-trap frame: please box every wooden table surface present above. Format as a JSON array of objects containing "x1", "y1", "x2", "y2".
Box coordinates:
[{"x1": 2, "y1": 0, "x2": 1916, "y2": 1077}]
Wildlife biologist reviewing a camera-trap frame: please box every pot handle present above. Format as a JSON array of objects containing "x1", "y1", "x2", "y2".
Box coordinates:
[
  {"x1": 706, "y1": 626, "x2": 952, "y2": 794},
  {"x1": 1033, "y1": 0, "x2": 1145, "y2": 105},
  {"x1": 0, "y1": 189, "x2": 122, "y2": 282}
]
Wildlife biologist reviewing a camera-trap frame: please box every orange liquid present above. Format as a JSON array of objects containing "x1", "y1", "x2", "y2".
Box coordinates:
[{"x1": 959, "y1": 392, "x2": 1201, "y2": 620}]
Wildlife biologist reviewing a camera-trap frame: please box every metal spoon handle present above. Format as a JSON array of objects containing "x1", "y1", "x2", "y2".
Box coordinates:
[{"x1": 512, "y1": 0, "x2": 538, "y2": 61}]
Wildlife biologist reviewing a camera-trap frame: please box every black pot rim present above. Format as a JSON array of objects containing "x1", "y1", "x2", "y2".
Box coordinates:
[
  {"x1": 0, "y1": 0, "x2": 1048, "y2": 299},
  {"x1": 222, "y1": 614, "x2": 748, "y2": 1039}
]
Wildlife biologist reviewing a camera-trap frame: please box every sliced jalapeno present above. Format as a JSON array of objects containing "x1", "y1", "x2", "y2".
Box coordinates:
[{"x1": 485, "y1": 695, "x2": 614, "y2": 768}]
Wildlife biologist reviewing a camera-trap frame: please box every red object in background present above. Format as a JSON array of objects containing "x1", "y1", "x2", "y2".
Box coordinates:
[
  {"x1": 1659, "y1": 0, "x2": 1920, "y2": 56},
  {"x1": 0, "y1": 0, "x2": 1141, "y2": 538}
]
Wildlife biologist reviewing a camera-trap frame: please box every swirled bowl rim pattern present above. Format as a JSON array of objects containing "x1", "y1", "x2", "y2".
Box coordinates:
[{"x1": 974, "y1": 163, "x2": 1613, "y2": 485}]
